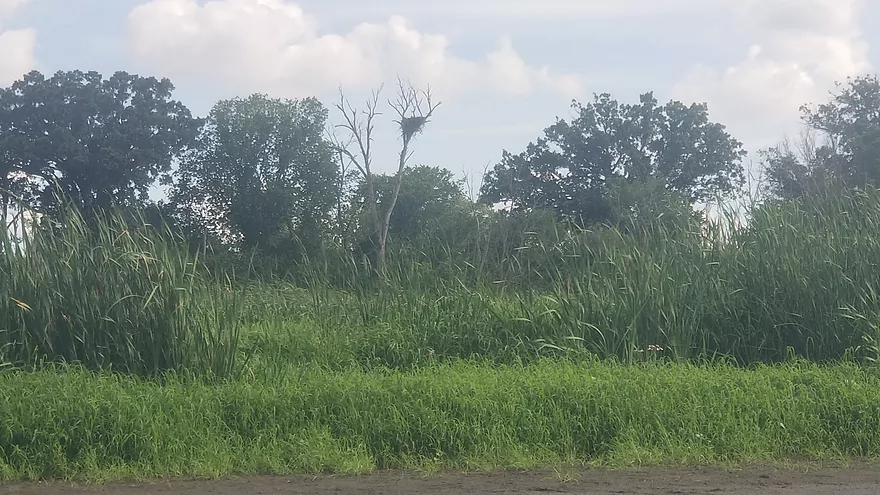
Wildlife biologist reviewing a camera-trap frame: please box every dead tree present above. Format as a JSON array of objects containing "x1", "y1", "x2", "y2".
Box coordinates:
[{"x1": 334, "y1": 78, "x2": 440, "y2": 274}]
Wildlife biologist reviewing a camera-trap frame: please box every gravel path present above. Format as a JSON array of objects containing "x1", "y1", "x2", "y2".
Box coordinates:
[{"x1": 4, "y1": 465, "x2": 879, "y2": 494}]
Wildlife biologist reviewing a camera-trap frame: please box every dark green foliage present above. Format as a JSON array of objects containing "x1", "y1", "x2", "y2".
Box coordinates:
[
  {"x1": 480, "y1": 92, "x2": 746, "y2": 225},
  {"x1": 0, "y1": 69, "x2": 200, "y2": 218},
  {"x1": 168, "y1": 93, "x2": 338, "y2": 260},
  {"x1": 350, "y1": 165, "x2": 471, "y2": 255},
  {"x1": 763, "y1": 75, "x2": 880, "y2": 200}
]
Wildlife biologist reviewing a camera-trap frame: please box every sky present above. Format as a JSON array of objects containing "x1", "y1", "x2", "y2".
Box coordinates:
[{"x1": 0, "y1": 0, "x2": 877, "y2": 197}]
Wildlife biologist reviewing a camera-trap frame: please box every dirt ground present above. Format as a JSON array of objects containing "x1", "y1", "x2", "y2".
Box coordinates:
[{"x1": 4, "y1": 465, "x2": 880, "y2": 495}]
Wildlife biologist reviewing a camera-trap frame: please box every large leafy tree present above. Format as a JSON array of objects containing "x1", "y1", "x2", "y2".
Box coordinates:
[
  {"x1": 480, "y1": 92, "x2": 746, "y2": 225},
  {"x1": 170, "y1": 93, "x2": 338, "y2": 256},
  {"x1": 352, "y1": 165, "x2": 467, "y2": 243},
  {"x1": 0, "y1": 69, "x2": 200, "y2": 218},
  {"x1": 763, "y1": 75, "x2": 880, "y2": 200}
]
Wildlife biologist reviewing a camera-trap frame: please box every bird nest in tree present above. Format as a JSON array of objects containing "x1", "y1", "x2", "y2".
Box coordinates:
[{"x1": 400, "y1": 116, "x2": 428, "y2": 140}]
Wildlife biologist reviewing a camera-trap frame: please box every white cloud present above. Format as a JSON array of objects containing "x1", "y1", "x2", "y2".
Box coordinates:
[
  {"x1": 0, "y1": 29, "x2": 35, "y2": 83},
  {"x1": 671, "y1": 0, "x2": 871, "y2": 149},
  {"x1": 300, "y1": 0, "x2": 717, "y2": 21},
  {"x1": 127, "y1": 0, "x2": 584, "y2": 101},
  {"x1": 0, "y1": 0, "x2": 36, "y2": 85}
]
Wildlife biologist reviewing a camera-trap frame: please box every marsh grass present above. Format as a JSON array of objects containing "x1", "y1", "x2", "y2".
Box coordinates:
[
  {"x1": 237, "y1": 187, "x2": 880, "y2": 369},
  {"x1": 2, "y1": 360, "x2": 880, "y2": 481},
  {"x1": 5, "y1": 187, "x2": 880, "y2": 373},
  {"x1": 0, "y1": 200, "x2": 244, "y2": 377},
  {"x1": 4, "y1": 187, "x2": 880, "y2": 480}
]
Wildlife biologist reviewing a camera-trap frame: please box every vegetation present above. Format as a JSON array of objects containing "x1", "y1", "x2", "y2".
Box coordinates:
[
  {"x1": 2, "y1": 361, "x2": 880, "y2": 481},
  {"x1": 762, "y1": 75, "x2": 880, "y2": 201},
  {"x1": 1, "y1": 68, "x2": 880, "y2": 481},
  {"x1": 169, "y1": 93, "x2": 338, "y2": 259},
  {"x1": 480, "y1": 92, "x2": 746, "y2": 226},
  {"x1": 0, "y1": 69, "x2": 200, "y2": 219},
  {"x1": 0, "y1": 199, "x2": 242, "y2": 378},
  {"x1": 333, "y1": 80, "x2": 441, "y2": 271}
]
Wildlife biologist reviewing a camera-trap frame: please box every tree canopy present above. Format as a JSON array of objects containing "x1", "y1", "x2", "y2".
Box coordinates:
[
  {"x1": 7, "y1": 63, "x2": 880, "y2": 280},
  {"x1": 354, "y1": 165, "x2": 466, "y2": 242},
  {"x1": 169, "y1": 93, "x2": 338, "y2": 257},
  {"x1": 763, "y1": 75, "x2": 880, "y2": 201},
  {"x1": 479, "y1": 92, "x2": 746, "y2": 225},
  {"x1": 0, "y1": 69, "x2": 200, "y2": 218}
]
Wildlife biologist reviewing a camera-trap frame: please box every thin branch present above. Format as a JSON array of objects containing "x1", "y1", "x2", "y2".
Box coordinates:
[
  {"x1": 380, "y1": 78, "x2": 442, "y2": 243},
  {"x1": 389, "y1": 76, "x2": 441, "y2": 147},
  {"x1": 333, "y1": 85, "x2": 383, "y2": 178}
]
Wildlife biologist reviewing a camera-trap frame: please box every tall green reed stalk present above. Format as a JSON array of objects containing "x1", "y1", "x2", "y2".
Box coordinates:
[
  {"x1": 0, "y1": 198, "x2": 244, "y2": 377},
  {"x1": 278, "y1": 187, "x2": 880, "y2": 368},
  {"x1": 714, "y1": 188, "x2": 880, "y2": 362}
]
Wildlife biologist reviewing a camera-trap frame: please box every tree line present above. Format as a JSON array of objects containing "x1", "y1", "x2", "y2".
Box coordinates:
[{"x1": 2, "y1": 69, "x2": 879, "y2": 275}]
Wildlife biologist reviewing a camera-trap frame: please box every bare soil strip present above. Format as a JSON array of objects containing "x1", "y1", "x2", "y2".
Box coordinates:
[{"x1": 5, "y1": 465, "x2": 880, "y2": 495}]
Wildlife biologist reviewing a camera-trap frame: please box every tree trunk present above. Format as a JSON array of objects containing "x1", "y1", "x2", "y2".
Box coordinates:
[
  {"x1": 374, "y1": 229, "x2": 387, "y2": 274},
  {"x1": 371, "y1": 137, "x2": 411, "y2": 276},
  {"x1": 1, "y1": 193, "x2": 8, "y2": 229},
  {"x1": 0, "y1": 193, "x2": 7, "y2": 254},
  {"x1": 364, "y1": 172, "x2": 384, "y2": 274}
]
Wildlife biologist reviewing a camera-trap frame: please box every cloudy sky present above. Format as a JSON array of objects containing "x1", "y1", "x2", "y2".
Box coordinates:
[{"x1": 0, "y1": 0, "x2": 877, "y2": 194}]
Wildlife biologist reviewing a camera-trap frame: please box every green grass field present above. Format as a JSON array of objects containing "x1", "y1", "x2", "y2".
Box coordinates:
[
  {"x1": 4, "y1": 190, "x2": 880, "y2": 481},
  {"x1": 3, "y1": 361, "x2": 880, "y2": 482}
]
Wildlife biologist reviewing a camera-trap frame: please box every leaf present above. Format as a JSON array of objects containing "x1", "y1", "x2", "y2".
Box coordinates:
[{"x1": 9, "y1": 297, "x2": 31, "y2": 312}]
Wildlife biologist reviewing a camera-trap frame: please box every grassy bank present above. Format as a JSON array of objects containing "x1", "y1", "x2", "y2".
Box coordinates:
[
  {"x1": 7, "y1": 190, "x2": 880, "y2": 373},
  {"x1": 5, "y1": 189, "x2": 880, "y2": 482},
  {"x1": 2, "y1": 360, "x2": 880, "y2": 482}
]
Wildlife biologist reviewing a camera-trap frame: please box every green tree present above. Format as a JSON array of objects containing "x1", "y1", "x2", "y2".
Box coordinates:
[
  {"x1": 763, "y1": 75, "x2": 880, "y2": 200},
  {"x1": 605, "y1": 176, "x2": 703, "y2": 236},
  {"x1": 480, "y1": 92, "x2": 746, "y2": 226},
  {"x1": 354, "y1": 165, "x2": 466, "y2": 243},
  {"x1": 0, "y1": 69, "x2": 200, "y2": 218},
  {"x1": 169, "y1": 93, "x2": 338, "y2": 257}
]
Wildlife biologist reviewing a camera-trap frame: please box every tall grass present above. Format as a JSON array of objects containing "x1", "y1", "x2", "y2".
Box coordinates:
[
  {"x1": 4, "y1": 189, "x2": 880, "y2": 481},
  {"x1": 245, "y1": 187, "x2": 880, "y2": 369},
  {"x1": 4, "y1": 187, "x2": 880, "y2": 374},
  {"x1": 0, "y1": 201, "x2": 243, "y2": 377},
  {"x1": 2, "y1": 360, "x2": 880, "y2": 481}
]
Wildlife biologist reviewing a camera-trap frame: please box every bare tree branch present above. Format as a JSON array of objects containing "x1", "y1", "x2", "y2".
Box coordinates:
[
  {"x1": 333, "y1": 85, "x2": 383, "y2": 177},
  {"x1": 333, "y1": 85, "x2": 386, "y2": 255},
  {"x1": 332, "y1": 77, "x2": 440, "y2": 274},
  {"x1": 379, "y1": 78, "x2": 442, "y2": 246}
]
